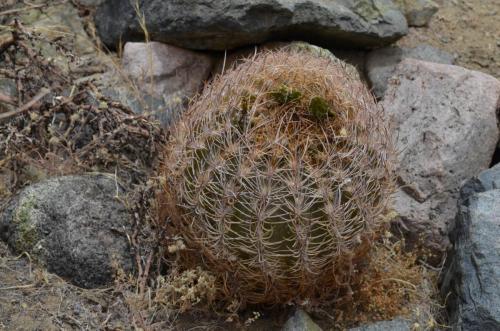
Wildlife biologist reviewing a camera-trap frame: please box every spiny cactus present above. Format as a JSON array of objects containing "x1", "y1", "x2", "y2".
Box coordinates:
[{"x1": 163, "y1": 47, "x2": 395, "y2": 305}]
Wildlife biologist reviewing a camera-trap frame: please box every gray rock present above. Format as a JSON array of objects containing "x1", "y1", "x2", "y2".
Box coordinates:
[
  {"x1": 90, "y1": 65, "x2": 181, "y2": 127},
  {"x1": 394, "y1": 0, "x2": 439, "y2": 27},
  {"x1": 366, "y1": 44, "x2": 454, "y2": 98},
  {"x1": 441, "y1": 189, "x2": 500, "y2": 330},
  {"x1": 382, "y1": 59, "x2": 500, "y2": 257},
  {"x1": 460, "y1": 163, "x2": 500, "y2": 201},
  {"x1": 330, "y1": 48, "x2": 368, "y2": 82},
  {"x1": 0, "y1": 174, "x2": 135, "y2": 288},
  {"x1": 349, "y1": 318, "x2": 411, "y2": 330},
  {"x1": 120, "y1": 42, "x2": 214, "y2": 125},
  {"x1": 94, "y1": 71, "x2": 170, "y2": 123},
  {"x1": 95, "y1": 0, "x2": 408, "y2": 51},
  {"x1": 13, "y1": 2, "x2": 97, "y2": 73},
  {"x1": 282, "y1": 309, "x2": 322, "y2": 331},
  {"x1": 8, "y1": 2, "x2": 180, "y2": 126}
]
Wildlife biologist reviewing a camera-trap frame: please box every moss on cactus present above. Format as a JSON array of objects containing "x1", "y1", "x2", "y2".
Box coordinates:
[
  {"x1": 270, "y1": 84, "x2": 302, "y2": 105},
  {"x1": 12, "y1": 195, "x2": 38, "y2": 253},
  {"x1": 163, "y1": 48, "x2": 395, "y2": 305},
  {"x1": 309, "y1": 96, "x2": 332, "y2": 120}
]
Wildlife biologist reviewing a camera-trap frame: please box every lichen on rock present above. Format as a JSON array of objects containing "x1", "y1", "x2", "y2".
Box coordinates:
[{"x1": 12, "y1": 195, "x2": 39, "y2": 253}]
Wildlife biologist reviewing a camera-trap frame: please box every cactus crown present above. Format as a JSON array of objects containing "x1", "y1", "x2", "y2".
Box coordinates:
[{"x1": 163, "y1": 48, "x2": 395, "y2": 305}]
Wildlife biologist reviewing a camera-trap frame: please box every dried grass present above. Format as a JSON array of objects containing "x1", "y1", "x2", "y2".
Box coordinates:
[
  {"x1": 0, "y1": 20, "x2": 166, "y2": 198},
  {"x1": 327, "y1": 232, "x2": 444, "y2": 330}
]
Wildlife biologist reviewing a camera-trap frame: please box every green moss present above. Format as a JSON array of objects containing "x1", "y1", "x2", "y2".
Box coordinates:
[
  {"x1": 270, "y1": 84, "x2": 302, "y2": 105},
  {"x1": 309, "y1": 96, "x2": 332, "y2": 120},
  {"x1": 13, "y1": 196, "x2": 38, "y2": 252}
]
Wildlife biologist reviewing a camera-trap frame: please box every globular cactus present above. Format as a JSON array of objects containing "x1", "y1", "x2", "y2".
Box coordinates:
[{"x1": 163, "y1": 47, "x2": 395, "y2": 305}]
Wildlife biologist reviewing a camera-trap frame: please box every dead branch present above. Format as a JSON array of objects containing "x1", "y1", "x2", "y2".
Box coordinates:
[
  {"x1": 0, "y1": 87, "x2": 50, "y2": 122},
  {"x1": 0, "y1": 4, "x2": 46, "y2": 17}
]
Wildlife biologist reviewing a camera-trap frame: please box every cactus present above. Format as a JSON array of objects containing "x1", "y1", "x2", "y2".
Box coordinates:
[{"x1": 163, "y1": 48, "x2": 395, "y2": 305}]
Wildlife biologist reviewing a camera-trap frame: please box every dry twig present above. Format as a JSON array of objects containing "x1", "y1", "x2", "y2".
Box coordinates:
[{"x1": 0, "y1": 88, "x2": 50, "y2": 122}]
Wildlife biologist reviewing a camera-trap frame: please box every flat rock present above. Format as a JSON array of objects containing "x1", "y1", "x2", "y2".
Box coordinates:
[
  {"x1": 120, "y1": 41, "x2": 214, "y2": 125},
  {"x1": 95, "y1": 0, "x2": 408, "y2": 51},
  {"x1": 5, "y1": 2, "x2": 97, "y2": 74},
  {"x1": 0, "y1": 174, "x2": 135, "y2": 288},
  {"x1": 366, "y1": 44, "x2": 454, "y2": 98},
  {"x1": 441, "y1": 187, "x2": 500, "y2": 330},
  {"x1": 382, "y1": 59, "x2": 500, "y2": 257}
]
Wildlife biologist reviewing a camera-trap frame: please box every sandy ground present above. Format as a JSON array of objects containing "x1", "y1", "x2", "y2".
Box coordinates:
[{"x1": 397, "y1": 0, "x2": 500, "y2": 79}]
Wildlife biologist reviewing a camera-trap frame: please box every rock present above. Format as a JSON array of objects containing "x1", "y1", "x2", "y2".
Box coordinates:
[
  {"x1": 349, "y1": 318, "x2": 412, "y2": 330},
  {"x1": 120, "y1": 42, "x2": 214, "y2": 125},
  {"x1": 382, "y1": 59, "x2": 500, "y2": 257},
  {"x1": 13, "y1": 2, "x2": 97, "y2": 73},
  {"x1": 441, "y1": 187, "x2": 500, "y2": 330},
  {"x1": 366, "y1": 44, "x2": 454, "y2": 98},
  {"x1": 8, "y1": 2, "x2": 180, "y2": 125},
  {"x1": 394, "y1": 0, "x2": 439, "y2": 27},
  {"x1": 94, "y1": 70, "x2": 170, "y2": 123},
  {"x1": 330, "y1": 49, "x2": 368, "y2": 82},
  {"x1": 460, "y1": 163, "x2": 500, "y2": 201},
  {"x1": 0, "y1": 174, "x2": 135, "y2": 288},
  {"x1": 95, "y1": 0, "x2": 408, "y2": 51},
  {"x1": 282, "y1": 309, "x2": 323, "y2": 331}
]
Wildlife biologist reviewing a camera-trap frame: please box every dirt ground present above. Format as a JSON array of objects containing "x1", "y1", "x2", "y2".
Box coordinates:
[
  {"x1": 397, "y1": 0, "x2": 500, "y2": 79},
  {"x1": 0, "y1": 0, "x2": 499, "y2": 330},
  {"x1": 0, "y1": 241, "x2": 134, "y2": 330}
]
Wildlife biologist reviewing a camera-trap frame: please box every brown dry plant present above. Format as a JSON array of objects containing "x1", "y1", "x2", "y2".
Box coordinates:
[{"x1": 0, "y1": 21, "x2": 166, "y2": 196}]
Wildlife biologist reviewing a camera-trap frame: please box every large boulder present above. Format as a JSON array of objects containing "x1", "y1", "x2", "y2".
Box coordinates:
[
  {"x1": 441, "y1": 165, "x2": 500, "y2": 330},
  {"x1": 120, "y1": 41, "x2": 214, "y2": 125},
  {"x1": 0, "y1": 174, "x2": 135, "y2": 288},
  {"x1": 95, "y1": 0, "x2": 408, "y2": 51},
  {"x1": 366, "y1": 44, "x2": 454, "y2": 98},
  {"x1": 382, "y1": 59, "x2": 500, "y2": 258}
]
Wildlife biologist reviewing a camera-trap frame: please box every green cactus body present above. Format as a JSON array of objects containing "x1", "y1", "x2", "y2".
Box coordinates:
[{"x1": 164, "y1": 48, "x2": 395, "y2": 305}]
